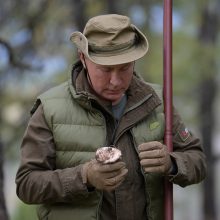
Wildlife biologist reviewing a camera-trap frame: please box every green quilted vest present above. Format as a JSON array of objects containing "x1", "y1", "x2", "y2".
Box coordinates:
[{"x1": 37, "y1": 78, "x2": 165, "y2": 220}]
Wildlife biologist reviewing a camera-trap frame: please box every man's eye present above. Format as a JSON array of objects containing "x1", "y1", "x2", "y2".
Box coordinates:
[
  {"x1": 121, "y1": 66, "x2": 130, "y2": 71},
  {"x1": 102, "y1": 68, "x2": 111, "y2": 72}
]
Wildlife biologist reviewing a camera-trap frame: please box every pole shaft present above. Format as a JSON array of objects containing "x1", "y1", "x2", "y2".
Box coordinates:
[{"x1": 163, "y1": 0, "x2": 173, "y2": 220}]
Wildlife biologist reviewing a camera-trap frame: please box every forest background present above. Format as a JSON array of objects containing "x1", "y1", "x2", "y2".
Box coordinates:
[{"x1": 0, "y1": 0, "x2": 220, "y2": 220}]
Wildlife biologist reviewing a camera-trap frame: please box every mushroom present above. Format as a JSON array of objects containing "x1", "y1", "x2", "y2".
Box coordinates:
[{"x1": 95, "y1": 146, "x2": 122, "y2": 164}]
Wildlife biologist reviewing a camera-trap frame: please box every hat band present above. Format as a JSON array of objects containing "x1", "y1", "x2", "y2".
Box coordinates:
[{"x1": 88, "y1": 37, "x2": 136, "y2": 55}]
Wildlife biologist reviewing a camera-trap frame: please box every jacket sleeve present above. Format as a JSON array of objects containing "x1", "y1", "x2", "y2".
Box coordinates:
[
  {"x1": 168, "y1": 107, "x2": 207, "y2": 187},
  {"x1": 15, "y1": 104, "x2": 90, "y2": 204}
]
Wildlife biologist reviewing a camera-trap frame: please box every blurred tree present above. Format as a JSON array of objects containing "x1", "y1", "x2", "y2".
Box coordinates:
[
  {"x1": 72, "y1": 0, "x2": 86, "y2": 32},
  {"x1": 0, "y1": 2, "x2": 52, "y2": 219},
  {"x1": 106, "y1": 0, "x2": 118, "y2": 13},
  {"x1": 198, "y1": 1, "x2": 220, "y2": 220},
  {"x1": 0, "y1": 143, "x2": 8, "y2": 220}
]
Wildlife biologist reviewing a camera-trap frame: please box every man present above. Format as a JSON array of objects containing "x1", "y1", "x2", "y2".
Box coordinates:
[{"x1": 16, "y1": 14, "x2": 206, "y2": 220}]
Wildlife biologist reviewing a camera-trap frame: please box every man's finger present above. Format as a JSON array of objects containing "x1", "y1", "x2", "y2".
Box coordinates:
[
  {"x1": 140, "y1": 158, "x2": 166, "y2": 167},
  {"x1": 98, "y1": 161, "x2": 126, "y2": 173},
  {"x1": 138, "y1": 141, "x2": 163, "y2": 152},
  {"x1": 105, "y1": 168, "x2": 128, "y2": 186},
  {"x1": 139, "y1": 148, "x2": 165, "y2": 159}
]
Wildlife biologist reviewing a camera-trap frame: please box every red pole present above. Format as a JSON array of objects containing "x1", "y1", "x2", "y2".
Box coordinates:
[{"x1": 163, "y1": 0, "x2": 173, "y2": 220}]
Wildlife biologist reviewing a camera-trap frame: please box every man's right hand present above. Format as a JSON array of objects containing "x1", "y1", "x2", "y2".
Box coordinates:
[{"x1": 82, "y1": 160, "x2": 128, "y2": 191}]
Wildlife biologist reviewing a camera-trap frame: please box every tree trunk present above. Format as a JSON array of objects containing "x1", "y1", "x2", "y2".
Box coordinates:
[
  {"x1": 72, "y1": 0, "x2": 87, "y2": 32},
  {"x1": 106, "y1": 0, "x2": 118, "y2": 13},
  {"x1": 199, "y1": 78, "x2": 217, "y2": 220},
  {"x1": 198, "y1": 3, "x2": 220, "y2": 220},
  {"x1": 0, "y1": 142, "x2": 8, "y2": 220}
]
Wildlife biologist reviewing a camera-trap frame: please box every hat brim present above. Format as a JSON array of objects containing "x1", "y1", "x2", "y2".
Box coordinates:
[{"x1": 70, "y1": 25, "x2": 149, "y2": 66}]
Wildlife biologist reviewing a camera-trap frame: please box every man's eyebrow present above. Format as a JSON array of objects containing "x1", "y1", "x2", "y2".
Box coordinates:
[
  {"x1": 97, "y1": 65, "x2": 112, "y2": 70},
  {"x1": 120, "y1": 63, "x2": 132, "y2": 69}
]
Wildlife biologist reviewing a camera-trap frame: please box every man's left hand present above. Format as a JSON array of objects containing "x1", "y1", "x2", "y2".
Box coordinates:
[{"x1": 138, "y1": 141, "x2": 172, "y2": 174}]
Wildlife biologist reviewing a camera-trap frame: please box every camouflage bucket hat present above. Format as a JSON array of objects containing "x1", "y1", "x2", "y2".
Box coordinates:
[{"x1": 70, "y1": 14, "x2": 149, "y2": 65}]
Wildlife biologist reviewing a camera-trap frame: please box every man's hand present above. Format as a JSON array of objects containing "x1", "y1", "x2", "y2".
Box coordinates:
[
  {"x1": 82, "y1": 160, "x2": 128, "y2": 191},
  {"x1": 138, "y1": 141, "x2": 172, "y2": 174}
]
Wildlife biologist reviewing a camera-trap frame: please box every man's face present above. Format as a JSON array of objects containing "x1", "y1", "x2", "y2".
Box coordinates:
[{"x1": 80, "y1": 54, "x2": 134, "y2": 105}]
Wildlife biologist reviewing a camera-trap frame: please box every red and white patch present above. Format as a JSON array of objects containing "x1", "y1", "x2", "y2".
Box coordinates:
[{"x1": 178, "y1": 127, "x2": 190, "y2": 142}]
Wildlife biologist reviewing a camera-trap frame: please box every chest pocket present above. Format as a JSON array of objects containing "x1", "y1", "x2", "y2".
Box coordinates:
[{"x1": 131, "y1": 110, "x2": 165, "y2": 146}]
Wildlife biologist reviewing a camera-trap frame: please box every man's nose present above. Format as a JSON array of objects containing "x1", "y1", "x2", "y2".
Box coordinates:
[{"x1": 110, "y1": 72, "x2": 121, "y2": 87}]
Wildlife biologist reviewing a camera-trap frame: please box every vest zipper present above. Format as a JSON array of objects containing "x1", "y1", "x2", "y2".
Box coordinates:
[
  {"x1": 113, "y1": 94, "x2": 155, "y2": 144},
  {"x1": 130, "y1": 130, "x2": 152, "y2": 220}
]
